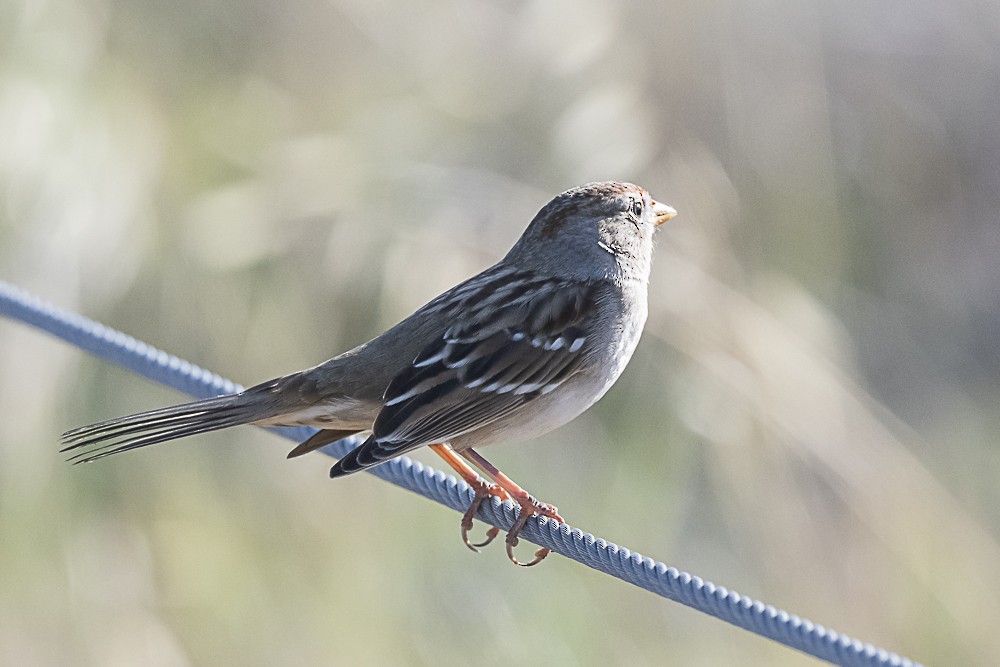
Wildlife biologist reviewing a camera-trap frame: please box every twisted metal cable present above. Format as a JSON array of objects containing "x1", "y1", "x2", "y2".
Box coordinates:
[{"x1": 0, "y1": 280, "x2": 922, "y2": 667}]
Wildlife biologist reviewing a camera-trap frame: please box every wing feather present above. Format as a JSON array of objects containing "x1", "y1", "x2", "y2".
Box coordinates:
[{"x1": 329, "y1": 278, "x2": 605, "y2": 477}]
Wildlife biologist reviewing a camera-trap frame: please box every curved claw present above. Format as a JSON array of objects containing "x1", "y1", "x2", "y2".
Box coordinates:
[
  {"x1": 506, "y1": 536, "x2": 552, "y2": 567},
  {"x1": 460, "y1": 482, "x2": 505, "y2": 553},
  {"x1": 503, "y1": 499, "x2": 563, "y2": 567},
  {"x1": 470, "y1": 526, "x2": 501, "y2": 549},
  {"x1": 460, "y1": 493, "x2": 486, "y2": 552},
  {"x1": 507, "y1": 540, "x2": 552, "y2": 567}
]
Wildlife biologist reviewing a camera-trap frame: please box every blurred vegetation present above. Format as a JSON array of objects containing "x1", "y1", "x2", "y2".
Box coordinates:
[{"x1": 2, "y1": 0, "x2": 999, "y2": 665}]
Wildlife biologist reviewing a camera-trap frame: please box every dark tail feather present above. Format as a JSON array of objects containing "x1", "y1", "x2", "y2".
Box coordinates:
[
  {"x1": 328, "y1": 435, "x2": 377, "y2": 478},
  {"x1": 328, "y1": 434, "x2": 419, "y2": 478},
  {"x1": 61, "y1": 394, "x2": 262, "y2": 463},
  {"x1": 286, "y1": 429, "x2": 360, "y2": 459}
]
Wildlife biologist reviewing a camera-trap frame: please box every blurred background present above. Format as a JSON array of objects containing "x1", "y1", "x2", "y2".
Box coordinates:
[{"x1": 1, "y1": 0, "x2": 998, "y2": 664}]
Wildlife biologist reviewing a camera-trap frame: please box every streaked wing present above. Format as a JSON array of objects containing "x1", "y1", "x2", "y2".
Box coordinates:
[{"x1": 330, "y1": 277, "x2": 603, "y2": 475}]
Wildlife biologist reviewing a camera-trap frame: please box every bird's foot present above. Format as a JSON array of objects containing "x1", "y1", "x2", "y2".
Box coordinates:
[
  {"x1": 505, "y1": 496, "x2": 564, "y2": 567},
  {"x1": 460, "y1": 479, "x2": 508, "y2": 552}
]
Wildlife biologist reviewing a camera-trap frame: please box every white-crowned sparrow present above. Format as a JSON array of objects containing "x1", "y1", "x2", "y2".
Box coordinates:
[{"x1": 62, "y1": 181, "x2": 676, "y2": 566}]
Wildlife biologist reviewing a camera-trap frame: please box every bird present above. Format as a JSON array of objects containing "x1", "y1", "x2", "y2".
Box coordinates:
[{"x1": 61, "y1": 181, "x2": 676, "y2": 566}]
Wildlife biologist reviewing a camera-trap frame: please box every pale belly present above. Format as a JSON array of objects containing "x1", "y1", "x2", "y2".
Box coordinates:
[{"x1": 451, "y1": 289, "x2": 648, "y2": 451}]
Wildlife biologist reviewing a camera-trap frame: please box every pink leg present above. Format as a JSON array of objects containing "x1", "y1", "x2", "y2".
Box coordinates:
[
  {"x1": 459, "y1": 448, "x2": 564, "y2": 567},
  {"x1": 428, "y1": 444, "x2": 503, "y2": 551}
]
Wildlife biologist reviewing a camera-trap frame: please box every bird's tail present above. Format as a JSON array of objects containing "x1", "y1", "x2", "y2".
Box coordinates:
[{"x1": 61, "y1": 392, "x2": 266, "y2": 464}]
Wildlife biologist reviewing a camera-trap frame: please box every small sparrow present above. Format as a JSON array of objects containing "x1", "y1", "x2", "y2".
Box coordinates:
[{"x1": 62, "y1": 181, "x2": 676, "y2": 566}]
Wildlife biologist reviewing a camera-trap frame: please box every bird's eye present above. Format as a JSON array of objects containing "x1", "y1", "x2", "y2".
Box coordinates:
[{"x1": 630, "y1": 199, "x2": 644, "y2": 219}]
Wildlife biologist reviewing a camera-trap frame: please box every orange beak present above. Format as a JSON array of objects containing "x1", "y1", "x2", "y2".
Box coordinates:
[{"x1": 651, "y1": 200, "x2": 677, "y2": 226}]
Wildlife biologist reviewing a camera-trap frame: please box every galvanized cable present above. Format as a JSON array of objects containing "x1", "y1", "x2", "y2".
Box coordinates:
[{"x1": 0, "y1": 280, "x2": 922, "y2": 667}]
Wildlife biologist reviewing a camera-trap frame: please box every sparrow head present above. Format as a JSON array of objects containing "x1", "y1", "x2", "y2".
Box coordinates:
[{"x1": 507, "y1": 181, "x2": 676, "y2": 282}]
